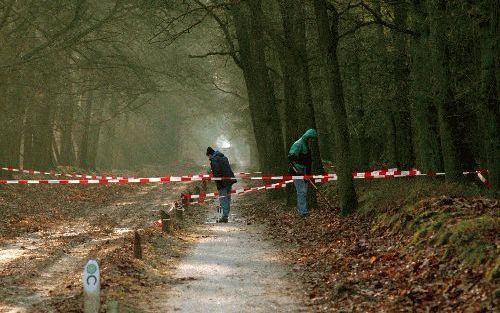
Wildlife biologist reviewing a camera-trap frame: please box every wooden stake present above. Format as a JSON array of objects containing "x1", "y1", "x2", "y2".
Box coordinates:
[{"x1": 133, "y1": 230, "x2": 142, "y2": 259}]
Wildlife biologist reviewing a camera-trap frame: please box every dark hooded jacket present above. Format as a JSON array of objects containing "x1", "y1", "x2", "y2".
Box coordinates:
[
  {"x1": 288, "y1": 129, "x2": 318, "y2": 174},
  {"x1": 209, "y1": 151, "x2": 236, "y2": 190}
]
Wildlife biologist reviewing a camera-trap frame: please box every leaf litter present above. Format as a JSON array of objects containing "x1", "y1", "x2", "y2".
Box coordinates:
[
  {"x1": 238, "y1": 182, "x2": 499, "y2": 312},
  {"x1": 0, "y1": 181, "x2": 208, "y2": 312}
]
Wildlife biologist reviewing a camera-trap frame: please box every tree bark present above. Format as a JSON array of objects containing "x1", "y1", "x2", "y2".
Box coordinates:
[
  {"x1": 79, "y1": 91, "x2": 94, "y2": 170},
  {"x1": 409, "y1": 0, "x2": 442, "y2": 172},
  {"x1": 477, "y1": 0, "x2": 500, "y2": 189},
  {"x1": 391, "y1": 0, "x2": 414, "y2": 169},
  {"x1": 59, "y1": 99, "x2": 76, "y2": 166},
  {"x1": 313, "y1": 0, "x2": 358, "y2": 214},
  {"x1": 0, "y1": 72, "x2": 25, "y2": 178},
  {"x1": 350, "y1": 40, "x2": 369, "y2": 170},
  {"x1": 22, "y1": 104, "x2": 35, "y2": 170},
  {"x1": 428, "y1": 0, "x2": 461, "y2": 181},
  {"x1": 373, "y1": 1, "x2": 397, "y2": 168},
  {"x1": 32, "y1": 100, "x2": 55, "y2": 171},
  {"x1": 88, "y1": 103, "x2": 104, "y2": 170},
  {"x1": 231, "y1": 0, "x2": 287, "y2": 175}
]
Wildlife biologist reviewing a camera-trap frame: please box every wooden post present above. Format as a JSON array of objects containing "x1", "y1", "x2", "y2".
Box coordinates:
[
  {"x1": 133, "y1": 231, "x2": 142, "y2": 259},
  {"x1": 160, "y1": 210, "x2": 171, "y2": 233}
]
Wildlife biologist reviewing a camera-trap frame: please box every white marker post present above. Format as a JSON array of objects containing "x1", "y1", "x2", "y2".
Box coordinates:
[{"x1": 83, "y1": 260, "x2": 100, "y2": 313}]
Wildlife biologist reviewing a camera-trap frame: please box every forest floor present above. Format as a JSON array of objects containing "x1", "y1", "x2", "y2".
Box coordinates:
[
  {"x1": 239, "y1": 178, "x2": 499, "y2": 312},
  {"x1": 0, "y1": 175, "x2": 498, "y2": 312},
  {"x1": 0, "y1": 181, "x2": 208, "y2": 312}
]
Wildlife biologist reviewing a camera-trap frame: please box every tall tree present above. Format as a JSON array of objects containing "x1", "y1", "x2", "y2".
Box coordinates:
[
  {"x1": 428, "y1": 0, "x2": 461, "y2": 181},
  {"x1": 477, "y1": 0, "x2": 500, "y2": 189},
  {"x1": 231, "y1": 0, "x2": 287, "y2": 174},
  {"x1": 79, "y1": 91, "x2": 94, "y2": 170},
  {"x1": 408, "y1": 0, "x2": 442, "y2": 172},
  {"x1": 390, "y1": 0, "x2": 414, "y2": 168},
  {"x1": 313, "y1": 0, "x2": 358, "y2": 214}
]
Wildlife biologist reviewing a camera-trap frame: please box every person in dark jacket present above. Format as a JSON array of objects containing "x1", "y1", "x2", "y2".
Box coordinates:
[
  {"x1": 206, "y1": 146, "x2": 236, "y2": 223},
  {"x1": 288, "y1": 129, "x2": 318, "y2": 217}
]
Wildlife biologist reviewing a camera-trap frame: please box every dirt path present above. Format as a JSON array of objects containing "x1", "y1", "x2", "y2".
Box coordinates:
[
  {"x1": 0, "y1": 184, "x2": 190, "y2": 312},
  {"x1": 1, "y1": 182, "x2": 309, "y2": 312},
  {"x1": 161, "y1": 206, "x2": 307, "y2": 313}
]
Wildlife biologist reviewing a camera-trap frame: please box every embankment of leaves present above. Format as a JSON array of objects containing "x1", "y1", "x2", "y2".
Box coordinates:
[{"x1": 240, "y1": 178, "x2": 499, "y2": 312}]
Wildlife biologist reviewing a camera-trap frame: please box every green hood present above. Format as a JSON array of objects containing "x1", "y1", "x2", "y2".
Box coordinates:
[
  {"x1": 301, "y1": 128, "x2": 318, "y2": 140},
  {"x1": 288, "y1": 129, "x2": 318, "y2": 165}
]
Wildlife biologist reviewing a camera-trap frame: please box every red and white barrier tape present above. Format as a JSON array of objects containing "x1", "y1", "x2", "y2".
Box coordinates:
[
  {"x1": 183, "y1": 170, "x2": 489, "y2": 202},
  {"x1": 184, "y1": 180, "x2": 294, "y2": 203},
  {"x1": 1, "y1": 167, "x2": 133, "y2": 180},
  {"x1": 476, "y1": 172, "x2": 489, "y2": 185},
  {"x1": 1, "y1": 166, "x2": 488, "y2": 185}
]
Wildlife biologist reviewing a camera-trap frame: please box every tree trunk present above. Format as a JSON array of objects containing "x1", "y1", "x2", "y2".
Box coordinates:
[
  {"x1": 23, "y1": 104, "x2": 35, "y2": 170},
  {"x1": 32, "y1": 101, "x2": 55, "y2": 171},
  {"x1": 373, "y1": 1, "x2": 397, "y2": 168},
  {"x1": 0, "y1": 73, "x2": 25, "y2": 178},
  {"x1": 409, "y1": 0, "x2": 442, "y2": 172},
  {"x1": 60, "y1": 100, "x2": 76, "y2": 166},
  {"x1": 278, "y1": 0, "x2": 316, "y2": 143},
  {"x1": 99, "y1": 102, "x2": 119, "y2": 170},
  {"x1": 88, "y1": 103, "x2": 104, "y2": 170},
  {"x1": 278, "y1": 0, "x2": 323, "y2": 207},
  {"x1": 478, "y1": 0, "x2": 500, "y2": 189},
  {"x1": 428, "y1": 0, "x2": 461, "y2": 181},
  {"x1": 350, "y1": 40, "x2": 369, "y2": 170},
  {"x1": 391, "y1": 0, "x2": 414, "y2": 169},
  {"x1": 313, "y1": 0, "x2": 358, "y2": 214},
  {"x1": 231, "y1": 0, "x2": 287, "y2": 175},
  {"x1": 79, "y1": 92, "x2": 94, "y2": 170}
]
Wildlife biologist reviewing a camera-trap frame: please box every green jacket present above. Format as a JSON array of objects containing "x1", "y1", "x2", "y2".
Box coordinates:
[{"x1": 288, "y1": 129, "x2": 318, "y2": 172}]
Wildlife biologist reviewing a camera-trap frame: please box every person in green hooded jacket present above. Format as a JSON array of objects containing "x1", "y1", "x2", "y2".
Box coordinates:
[{"x1": 288, "y1": 128, "x2": 318, "y2": 217}]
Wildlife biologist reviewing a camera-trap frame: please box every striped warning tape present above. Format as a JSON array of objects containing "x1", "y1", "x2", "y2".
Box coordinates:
[
  {"x1": 1, "y1": 167, "x2": 133, "y2": 180},
  {"x1": 0, "y1": 166, "x2": 488, "y2": 185},
  {"x1": 183, "y1": 170, "x2": 489, "y2": 202},
  {"x1": 184, "y1": 179, "x2": 294, "y2": 203}
]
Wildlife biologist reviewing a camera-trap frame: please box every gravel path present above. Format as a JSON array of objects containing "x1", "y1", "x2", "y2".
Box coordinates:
[{"x1": 164, "y1": 208, "x2": 307, "y2": 313}]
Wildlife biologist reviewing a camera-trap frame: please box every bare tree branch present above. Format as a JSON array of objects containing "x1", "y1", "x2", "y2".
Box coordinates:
[
  {"x1": 212, "y1": 81, "x2": 246, "y2": 100},
  {"x1": 358, "y1": 1, "x2": 418, "y2": 36},
  {"x1": 189, "y1": 50, "x2": 238, "y2": 58},
  {"x1": 192, "y1": 0, "x2": 242, "y2": 68}
]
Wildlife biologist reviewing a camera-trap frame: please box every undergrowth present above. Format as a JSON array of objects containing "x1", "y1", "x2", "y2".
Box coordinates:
[{"x1": 326, "y1": 177, "x2": 499, "y2": 277}]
